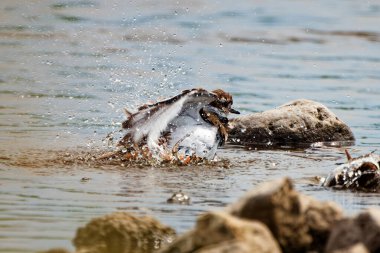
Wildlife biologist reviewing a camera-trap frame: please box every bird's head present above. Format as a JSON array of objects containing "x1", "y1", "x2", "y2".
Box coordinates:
[{"x1": 209, "y1": 89, "x2": 240, "y2": 115}]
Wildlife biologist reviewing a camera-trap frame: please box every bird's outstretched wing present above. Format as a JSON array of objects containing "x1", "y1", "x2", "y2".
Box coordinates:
[{"x1": 119, "y1": 88, "x2": 217, "y2": 150}]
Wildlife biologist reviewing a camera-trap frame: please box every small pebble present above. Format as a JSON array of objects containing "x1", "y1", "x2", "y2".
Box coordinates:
[{"x1": 167, "y1": 191, "x2": 190, "y2": 205}]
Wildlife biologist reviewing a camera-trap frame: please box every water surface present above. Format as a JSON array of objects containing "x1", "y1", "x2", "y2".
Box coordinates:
[{"x1": 1, "y1": 0, "x2": 380, "y2": 252}]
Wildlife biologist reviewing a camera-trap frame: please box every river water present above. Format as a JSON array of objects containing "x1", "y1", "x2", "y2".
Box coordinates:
[{"x1": 1, "y1": 0, "x2": 380, "y2": 252}]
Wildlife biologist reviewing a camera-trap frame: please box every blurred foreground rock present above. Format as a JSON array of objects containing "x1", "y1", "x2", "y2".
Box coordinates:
[
  {"x1": 325, "y1": 208, "x2": 380, "y2": 253},
  {"x1": 300, "y1": 194, "x2": 343, "y2": 251},
  {"x1": 40, "y1": 249, "x2": 71, "y2": 253},
  {"x1": 328, "y1": 243, "x2": 369, "y2": 253},
  {"x1": 226, "y1": 178, "x2": 342, "y2": 253},
  {"x1": 43, "y1": 178, "x2": 380, "y2": 253},
  {"x1": 229, "y1": 99, "x2": 355, "y2": 147},
  {"x1": 73, "y1": 212, "x2": 175, "y2": 253},
  {"x1": 160, "y1": 211, "x2": 281, "y2": 253}
]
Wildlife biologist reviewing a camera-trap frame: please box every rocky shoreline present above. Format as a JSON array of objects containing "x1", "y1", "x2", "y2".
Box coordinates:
[{"x1": 42, "y1": 178, "x2": 379, "y2": 253}]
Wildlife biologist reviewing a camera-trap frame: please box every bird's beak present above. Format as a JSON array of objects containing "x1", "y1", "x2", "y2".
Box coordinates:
[{"x1": 229, "y1": 108, "x2": 240, "y2": 114}]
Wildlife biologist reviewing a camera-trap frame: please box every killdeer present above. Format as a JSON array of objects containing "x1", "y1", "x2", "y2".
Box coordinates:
[{"x1": 118, "y1": 88, "x2": 240, "y2": 163}]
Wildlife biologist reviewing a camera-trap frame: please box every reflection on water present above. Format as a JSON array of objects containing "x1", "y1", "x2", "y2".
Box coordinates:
[{"x1": 1, "y1": 0, "x2": 380, "y2": 252}]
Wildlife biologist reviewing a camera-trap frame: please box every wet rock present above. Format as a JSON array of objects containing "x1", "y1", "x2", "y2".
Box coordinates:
[
  {"x1": 229, "y1": 99, "x2": 354, "y2": 147},
  {"x1": 227, "y1": 178, "x2": 310, "y2": 252},
  {"x1": 322, "y1": 151, "x2": 380, "y2": 191},
  {"x1": 160, "y1": 211, "x2": 281, "y2": 253},
  {"x1": 167, "y1": 191, "x2": 191, "y2": 205},
  {"x1": 325, "y1": 208, "x2": 380, "y2": 253},
  {"x1": 73, "y1": 212, "x2": 176, "y2": 253},
  {"x1": 227, "y1": 178, "x2": 342, "y2": 253}
]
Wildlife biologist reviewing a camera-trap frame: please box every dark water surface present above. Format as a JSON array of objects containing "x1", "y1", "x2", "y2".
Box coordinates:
[{"x1": 1, "y1": 0, "x2": 380, "y2": 252}]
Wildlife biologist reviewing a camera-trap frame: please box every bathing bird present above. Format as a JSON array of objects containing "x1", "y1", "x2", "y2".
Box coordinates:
[{"x1": 118, "y1": 88, "x2": 240, "y2": 163}]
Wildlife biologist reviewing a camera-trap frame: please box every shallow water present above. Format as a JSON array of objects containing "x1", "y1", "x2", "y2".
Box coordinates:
[{"x1": 1, "y1": 0, "x2": 380, "y2": 252}]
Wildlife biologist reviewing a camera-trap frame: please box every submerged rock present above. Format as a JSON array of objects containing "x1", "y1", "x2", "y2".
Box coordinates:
[
  {"x1": 326, "y1": 208, "x2": 380, "y2": 253},
  {"x1": 229, "y1": 99, "x2": 354, "y2": 147},
  {"x1": 167, "y1": 191, "x2": 191, "y2": 205},
  {"x1": 160, "y1": 211, "x2": 281, "y2": 253},
  {"x1": 227, "y1": 178, "x2": 342, "y2": 253},
  {"x1": 322, "y1": 151, "x2": 380, "y2": 191},
  {"x1": 73, "y1": 212, "x2": 176, "y2": 253}
]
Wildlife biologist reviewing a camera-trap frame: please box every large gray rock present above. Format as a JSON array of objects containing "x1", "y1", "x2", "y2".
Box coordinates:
[
  {"x1": 229, "y1": 99, "x2": 354, "y2": 147},
  {"x1": 73, "y1": 212, "x2": 176, "y2": 253},
  {"x1": 227, "y1": 178, "x2": 342, "y2": 253},
  {"x1": 160, "y1": 211, "x2": 281, "y2": 253},
  {"x1": 325, "y1": 208, "x2": 380, "y2": 253}
]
